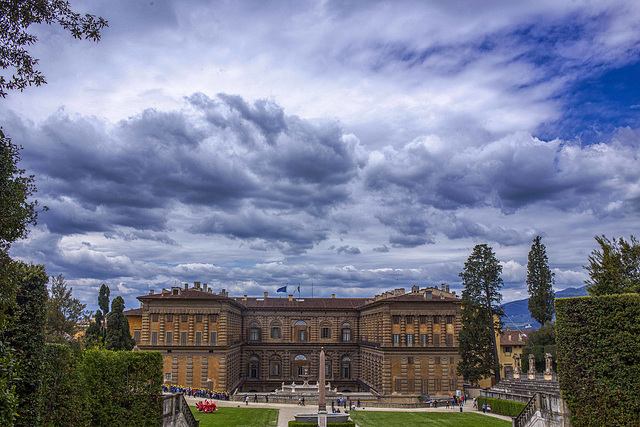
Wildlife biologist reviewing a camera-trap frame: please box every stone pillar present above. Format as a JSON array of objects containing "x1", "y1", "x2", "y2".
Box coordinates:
[
  {"x1": 318, "y1": 349, "x2": 327, "y2": 411},
  {"x1": 544, "y1": 353, "x2": 554, "y2": 380},
  {"x1": 528, "y1": 354, "x2": 536, "y2": 380}
]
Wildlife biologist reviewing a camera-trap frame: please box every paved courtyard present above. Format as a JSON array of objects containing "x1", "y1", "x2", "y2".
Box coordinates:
[{"x1": 185, "y1": 396, "x2": 512, "y2": 427}]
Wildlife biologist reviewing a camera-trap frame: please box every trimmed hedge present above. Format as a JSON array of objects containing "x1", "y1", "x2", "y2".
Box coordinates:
[
  {"x1": 556, "y1": 294, "x2": 640, "y2": 427},
  {"x1": 83, "y1": 349, "x2": 163, "y2": 427},
  {"x1": 288, "y1": 421, "x2": 356, "y2": 427},
  {"x1": 39, "y1": 347, "x2": 163, "y2": 427},
  {"x1": 476, "y1": 396, "x2": 526, "y2": 417},
  {"x1": 42, "y1": 344, "x2": 88, "y2": 427}
]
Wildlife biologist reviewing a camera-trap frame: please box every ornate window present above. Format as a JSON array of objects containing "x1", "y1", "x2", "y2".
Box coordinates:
[
  {"x1": 249, "y1": 356, "x2": 259, "y2": 378},
  {"x1": 341, "y1": 356, "x2": 351, "y2": 379},
  {"x1": 249, "y1": 322, "x2": 261, "y2": 342},
  {"x1": 295, "y1": 320, "x2": 307, "y2": 342},
  {"x1": 341, "y1": 323, "x2": 351, "y2": 342}
]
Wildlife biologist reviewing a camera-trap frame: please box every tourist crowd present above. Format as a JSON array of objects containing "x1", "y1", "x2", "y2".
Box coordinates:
[{"x1": 163, "y1": 384, "x2": 230, "y2": 400}]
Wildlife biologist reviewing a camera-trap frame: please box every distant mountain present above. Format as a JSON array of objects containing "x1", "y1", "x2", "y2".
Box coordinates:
[{"x1": 502, "y1": 286, "x2": 588, "y2": 330}]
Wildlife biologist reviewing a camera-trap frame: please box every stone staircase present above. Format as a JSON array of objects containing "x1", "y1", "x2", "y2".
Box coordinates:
[{"x1": 487, "y1": 378, "x2": 560, "y2": 399}]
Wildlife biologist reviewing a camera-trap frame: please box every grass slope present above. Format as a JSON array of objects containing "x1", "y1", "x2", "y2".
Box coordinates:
[
  {"x1": 348, "y1": 411, "x2": 511, "y2": 427},
  {"x1": 190, "y1": 406, "x2": 278, "y2": 427}
]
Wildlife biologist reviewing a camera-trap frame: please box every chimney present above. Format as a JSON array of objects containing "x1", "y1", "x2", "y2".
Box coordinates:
[
  {"x1": 194, "y1": 281, "x2": 201, "y2": 289},
  {"x1": 184, "y1": 283, "x2": 189, "y2": 290},
  {"x1": 332, "y1": 294, "x2": 335, "y2": 298},
  {"x1": 446, "y1": 285, "x2": 450, "y2": 293},
  {"x1": 411, "y1": 285, "x2": 419, "y2": 293},
  {"x1": 203, "y1": 283, "x2": 208, "y2": 292},
  {"x1": 507, "y1": 326, "x2": 511, "y2": 331},
  {"x1": 441, "y1": 283, "x2": 445, "y2": 291},
  {"x1": 243, "y1": 295, "x2": 247, "y2": 301},
  {"x1": 149, "y1": 289, "x2": 154, "y2": 295},
  {"x1": 288, "y1": 294, "x2": 293, "y2": 302},
  {"x1": 264, "y1": 292, "x2": 268, "y2": 298}
]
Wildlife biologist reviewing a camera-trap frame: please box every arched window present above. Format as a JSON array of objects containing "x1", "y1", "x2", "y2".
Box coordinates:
[
  {"x1": 249, "y1": 321, "x2": 261, "y2": 342},
  {"x1": 295, "y1": 320, "x2": 308, "y2": 342},
  {"x1": 270, "y1": 320, "x2": 281, "y2": 339},
  {"x1": 341, "y1": 322, "x2": 351, "y2": 342},
  {"x1": 249, "y1": 356, "x2": 259, "y2": 378},
  {"x1": 342, "y1": 356, "x2": 351, "y2": 379},
  {"x1": 292, "y1": 354, "x2": 309, "y2": 378},
  {"x1": 270, "y1": 357, "x2": 281, "y2": 378}
]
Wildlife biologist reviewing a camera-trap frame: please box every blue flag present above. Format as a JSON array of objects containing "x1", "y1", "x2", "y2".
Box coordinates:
[{"x1": 277, "y1": 286, "x2": 287, "y2": 293}]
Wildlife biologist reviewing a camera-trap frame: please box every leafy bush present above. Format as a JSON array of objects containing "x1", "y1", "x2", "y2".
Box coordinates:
[
  {"x1": 556, "y1": 294, "x2": 640, "y2": 427},
  {"x1": 476, "y1": 396, "x2": 526, "y2": 417}
]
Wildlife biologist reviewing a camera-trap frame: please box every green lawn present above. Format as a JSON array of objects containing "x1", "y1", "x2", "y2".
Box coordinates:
[
  {"x1": 348, "y1": 411, "x2": 511, "y2": 427},
  {"x1": 190, "y1": 406, "x2": 278, "y2": 427}
]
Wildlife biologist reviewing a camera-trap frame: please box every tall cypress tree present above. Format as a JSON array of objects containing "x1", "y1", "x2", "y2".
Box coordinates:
[
  {"x1": 457, "y1": 244, "x2": 504, "y2": 385},
  {"x1": 527, "y1": 236, "x2": 555, "y2": 326},
  {"x1": 105, "y1": 296, "x2": 135, "y2": 351}
]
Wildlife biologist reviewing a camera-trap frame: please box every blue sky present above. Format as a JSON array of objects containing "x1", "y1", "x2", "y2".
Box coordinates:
[{"x1": 2, "y1": 0, "x2": 640, "y2": 312}]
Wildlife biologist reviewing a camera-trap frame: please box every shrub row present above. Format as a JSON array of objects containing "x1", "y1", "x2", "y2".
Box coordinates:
[
  {"x1": 41, "y1": 346, "x2": 163, "y2": 427},
  {"x1": 476, "y1": 396, "x2": 526, "y2": 417},
  {"x1": 556, "y1": 294, "x2": 640, "y2": 427},
  {"x1": 288, "y1": 421, "x2": 356, "y2": 427}
]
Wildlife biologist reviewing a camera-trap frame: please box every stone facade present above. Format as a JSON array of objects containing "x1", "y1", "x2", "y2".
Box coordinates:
[{"x1": 125, "y1": 282, "x2": 463, "y2": 395}]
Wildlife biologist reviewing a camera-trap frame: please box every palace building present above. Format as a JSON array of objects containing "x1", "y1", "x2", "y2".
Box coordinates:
[{"x1": 125, "y1": 282, "x2": 463, "y2": 396}]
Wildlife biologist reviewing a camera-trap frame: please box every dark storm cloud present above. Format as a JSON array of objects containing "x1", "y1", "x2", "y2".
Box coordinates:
[
  {"x1": 365, "y1": 132, "x2": 640, "y2": 218},
  {"x1": 188, "y1": 208, "x2": 328, "y2": 255},
  {"x1": 335, "y1": 245, "x2": 361, "y2": 255},
  {"x1": 5, "y1": 94, "x2": 364, "y2": 253}
]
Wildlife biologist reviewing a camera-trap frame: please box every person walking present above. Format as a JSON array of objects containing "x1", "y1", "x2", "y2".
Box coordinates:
[{"x1": 244, "y1": 395, "x2": 249, "y2": 406}]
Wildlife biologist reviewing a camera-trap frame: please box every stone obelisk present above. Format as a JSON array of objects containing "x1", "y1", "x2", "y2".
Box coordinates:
[{"x1": 318, "y1": 348, "x2": 327, "y2": 427}]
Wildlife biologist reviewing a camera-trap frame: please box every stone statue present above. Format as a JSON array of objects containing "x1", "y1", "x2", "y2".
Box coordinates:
[
  {"x1": 528, "y1": 354, "x2": 536, "y2": 374},
  {"x1": 514, "y1": 354, "x2": 522, "y2": 374},
  {"x1": 545, "y1": 353, "x2": 554, "y2": 375}
]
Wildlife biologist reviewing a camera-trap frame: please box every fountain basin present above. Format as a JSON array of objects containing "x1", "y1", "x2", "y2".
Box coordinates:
[{"x1": 294, "y1": 413, "x2": 350, "y2": 424}]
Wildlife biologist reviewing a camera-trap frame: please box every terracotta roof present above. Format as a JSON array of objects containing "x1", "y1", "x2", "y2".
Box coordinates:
[
  {"x1": 360, "y1": 292, "x2": 460, "y2": 308},
  {"x1": 234, "y1": 297, "x2": 368, "y2": 310},
  {"x1": 123, "y1": 307, "x2": 143, "y2": 316},
  {"x1": 138, "y1": 289, "x2": 232, "y2": 301},
  {"x1": 501, "y1": 330, "x2": 530, "y2": 346}
]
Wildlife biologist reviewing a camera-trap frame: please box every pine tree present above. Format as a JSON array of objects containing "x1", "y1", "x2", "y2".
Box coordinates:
[
  {"x1": 105, "y1": 297, "x2": 135, "y2": 351},
  {"x1": 45, "y1": 274, "x2": 87, "y2": 343},
  {"x1": 584, "y1": 235, "x2": 640, "y2": 295},
  {"x1": 457, "y1": 244, "x2": 504, "y2": 385},
  {"x1": 527, "y1": 236, "x2": 555, "y2": 326}
]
